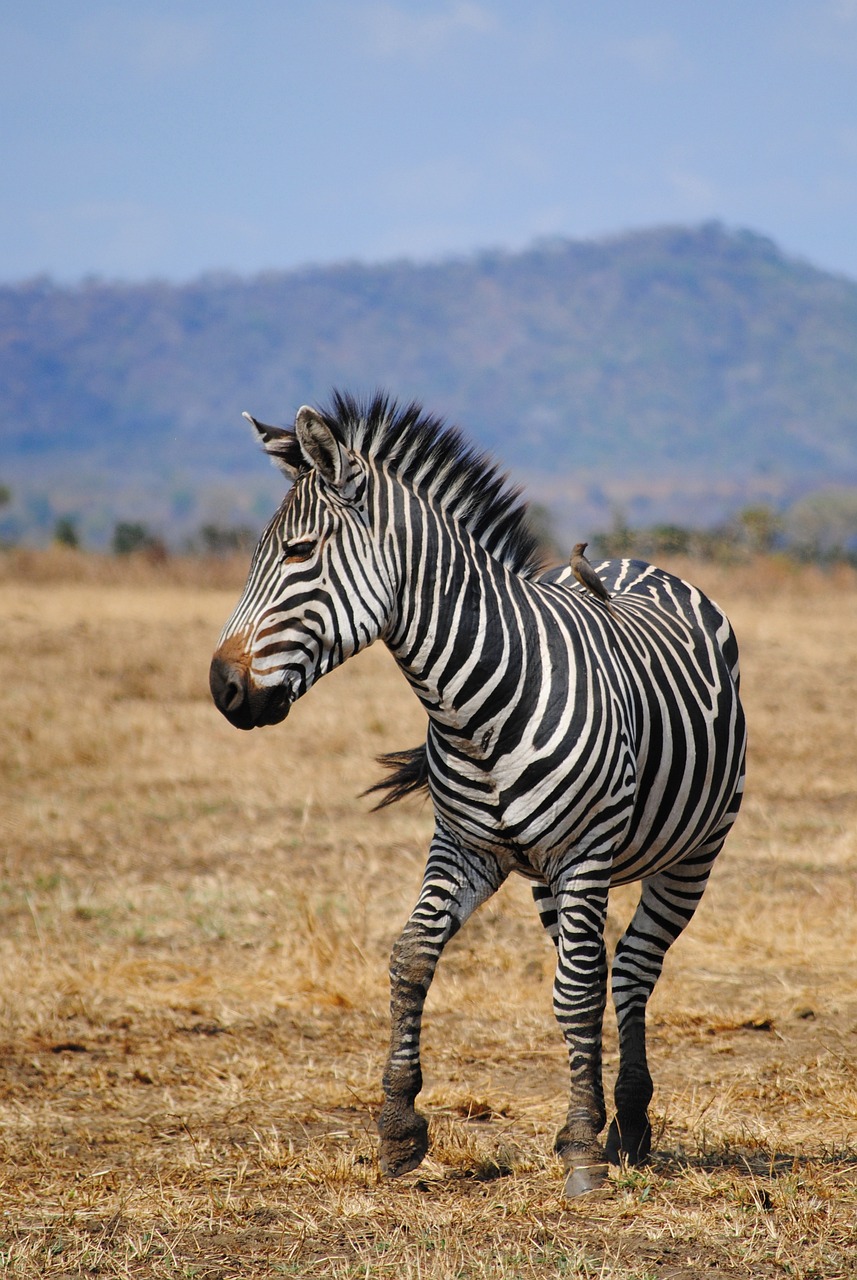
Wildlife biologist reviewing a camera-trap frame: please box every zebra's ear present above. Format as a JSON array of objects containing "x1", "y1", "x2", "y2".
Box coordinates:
[
  {"x1": 295, "y1": 406, "x2": 361, "y2": 498},
  {"x1": 243, "y1": 412, "x2": 303, "y2": 480}
]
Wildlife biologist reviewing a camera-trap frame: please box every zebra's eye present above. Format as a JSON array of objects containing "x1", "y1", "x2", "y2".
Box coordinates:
[{"x1": 280, "y1": 538, "x2": 317, "y2": 564}]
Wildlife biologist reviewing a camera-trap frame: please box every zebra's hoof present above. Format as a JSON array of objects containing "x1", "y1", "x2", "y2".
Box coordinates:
[
  {"x1": 378, "y1": 1111, "x2": 429, "y2": 1178},
  {"x1": 605, "y1": 1116, "x2": 651, "y2": 1167},
  {"x1": 563, "y1": 1161, "x2": 610, "y2": 1199}
]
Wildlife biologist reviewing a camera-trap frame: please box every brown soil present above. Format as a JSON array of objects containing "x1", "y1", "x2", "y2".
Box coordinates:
[{"x1": 0, "y1": 552, "x2": 854, "y2": 1277}]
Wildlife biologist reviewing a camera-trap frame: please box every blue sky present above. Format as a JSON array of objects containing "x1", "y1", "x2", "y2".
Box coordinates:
[{"x1": 3, "y1": 0, "x2": 857, "y2": 283}]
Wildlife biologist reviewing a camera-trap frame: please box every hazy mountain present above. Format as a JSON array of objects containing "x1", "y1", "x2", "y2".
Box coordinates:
[{"x1": 2, "y1": 222, "x2": 856, "y2": 547}]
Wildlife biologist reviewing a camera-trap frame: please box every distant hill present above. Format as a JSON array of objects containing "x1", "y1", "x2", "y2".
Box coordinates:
[{"x1": 2, "y1": 222, "x2": 856, "y2": 547}]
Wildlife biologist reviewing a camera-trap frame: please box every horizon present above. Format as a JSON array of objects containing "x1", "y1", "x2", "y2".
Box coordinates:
[
  {"x1": 4, "y1": 221, "x2": 855, "y2": 293},
  {"x1": 3, "y1": 217, "x2": 856, "y2": 556}
]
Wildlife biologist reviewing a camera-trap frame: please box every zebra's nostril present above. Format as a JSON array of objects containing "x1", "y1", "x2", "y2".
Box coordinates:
[
  {"x1": 210, "y1": 656, "x2": 248, "y2": 715},
  {"x1": 222, "y1": 676, "x2": 245, "y2": 713}
]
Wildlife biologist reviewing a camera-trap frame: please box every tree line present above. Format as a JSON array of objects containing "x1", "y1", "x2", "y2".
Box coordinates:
[{"x1": 4, "y1": 484, "x2": 855, "y2": 566}]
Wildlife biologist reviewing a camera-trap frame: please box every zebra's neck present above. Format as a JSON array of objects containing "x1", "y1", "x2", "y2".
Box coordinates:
[{"x1": 379, "y1": 493, "x2": 533, "y2": 746}]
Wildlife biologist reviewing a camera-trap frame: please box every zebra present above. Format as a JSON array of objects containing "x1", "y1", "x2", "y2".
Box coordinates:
[{"x1": 209, "y1": 392, "x2": 747, "y2": 1198}]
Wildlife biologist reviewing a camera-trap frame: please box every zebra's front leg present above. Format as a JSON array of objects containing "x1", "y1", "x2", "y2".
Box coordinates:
[
  {"x1": 549, "y1": 858, "x2": 612, "y2": 1197},
  {"x1": 378, "y1": 825, "x2": 505, "y2": 1177}
]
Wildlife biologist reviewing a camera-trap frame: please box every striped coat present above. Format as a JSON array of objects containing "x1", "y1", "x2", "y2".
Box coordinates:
[{"x1": 210, "y1": 393, "x2": 746, "y2": 1197}]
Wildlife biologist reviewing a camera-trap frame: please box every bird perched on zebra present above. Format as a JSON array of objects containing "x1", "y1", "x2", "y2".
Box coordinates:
[
  {"x1": 570, "y1": 541, "x2": 618, "y2": 617},
  {"x1": 210, "y1": 392, "x2": 747, "y2": 1199}
]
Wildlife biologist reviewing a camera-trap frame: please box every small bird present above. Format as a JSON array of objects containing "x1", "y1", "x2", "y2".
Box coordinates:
[{"x1": 570, "y1": 542, "x2": 616, "y2": 615}]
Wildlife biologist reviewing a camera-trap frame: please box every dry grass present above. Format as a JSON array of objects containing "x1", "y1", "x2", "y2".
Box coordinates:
[{"x1": 0, "y1": 550, "x2": 855, "y2": 1278}]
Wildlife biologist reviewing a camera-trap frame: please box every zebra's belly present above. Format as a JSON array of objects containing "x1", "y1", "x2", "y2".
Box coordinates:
[
  {"x1": 429, "y1": 746, "x2": 734, "y2": 886},
  {"x1": 436, "y1": 795, "x2": 722, "y2": 887},
  {"x1": 429, "y1": 763, "x2": 641, "y2": 877}
]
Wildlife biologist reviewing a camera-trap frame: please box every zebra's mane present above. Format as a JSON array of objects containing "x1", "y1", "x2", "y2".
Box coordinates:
[{"x1": 307, "y1": 391, "x2": 543, "y2": 579}]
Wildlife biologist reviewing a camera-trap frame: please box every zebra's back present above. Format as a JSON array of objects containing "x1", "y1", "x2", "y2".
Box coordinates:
[{"x1": 541, "y1": 556, "x2": 740, "y2": 686}]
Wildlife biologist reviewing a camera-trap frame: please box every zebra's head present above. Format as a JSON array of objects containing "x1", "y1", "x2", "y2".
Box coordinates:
[{"x1": 210, "y1": 406, "x2": 390, "y2": 730}]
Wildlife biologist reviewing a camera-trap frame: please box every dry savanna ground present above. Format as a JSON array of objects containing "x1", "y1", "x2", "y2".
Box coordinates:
[{"x1": 0, "y1": 548, "x2": 855, "y2": 1279}]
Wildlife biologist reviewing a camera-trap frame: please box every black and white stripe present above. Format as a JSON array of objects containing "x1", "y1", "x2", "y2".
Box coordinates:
[{"x1": 210, "y1": 393, "x2": 747, "y2": 1196}]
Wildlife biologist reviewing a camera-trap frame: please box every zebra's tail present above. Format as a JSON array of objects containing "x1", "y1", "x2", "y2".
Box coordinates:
[{"x1": 364, "y1": 744, "x2": 430, "y2": 810}]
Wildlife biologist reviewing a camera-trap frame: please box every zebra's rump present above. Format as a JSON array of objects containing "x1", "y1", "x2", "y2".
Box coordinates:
[{"x1": 537, "y1": 556, "x2": 745, "y2": 875}]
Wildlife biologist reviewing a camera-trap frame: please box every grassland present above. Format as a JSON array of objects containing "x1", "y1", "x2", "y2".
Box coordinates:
[{"x1": 0, "y1": 548, "x2": 855, "y2": 1278}]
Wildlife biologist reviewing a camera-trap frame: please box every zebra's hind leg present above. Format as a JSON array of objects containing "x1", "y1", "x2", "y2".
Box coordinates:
[
  {"x1": 606, "y1": 843, "x2": 723, "y2": 1167},
  {"x1": 378, "y1": 824, "x2": 506, "y2": 1178},
  {"x1": 546, "y1": 857, "x2": 613, "y2": 1198}
]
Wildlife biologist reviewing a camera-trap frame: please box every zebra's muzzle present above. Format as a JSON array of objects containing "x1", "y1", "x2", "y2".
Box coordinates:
[{"x1": 209, "y1": 653, "x2": 292, "y2": 730}]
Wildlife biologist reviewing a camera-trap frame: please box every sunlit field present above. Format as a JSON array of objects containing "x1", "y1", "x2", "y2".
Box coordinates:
[{"x1": 1, "y1": 548, "x2": 855, "y2": 1278}]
